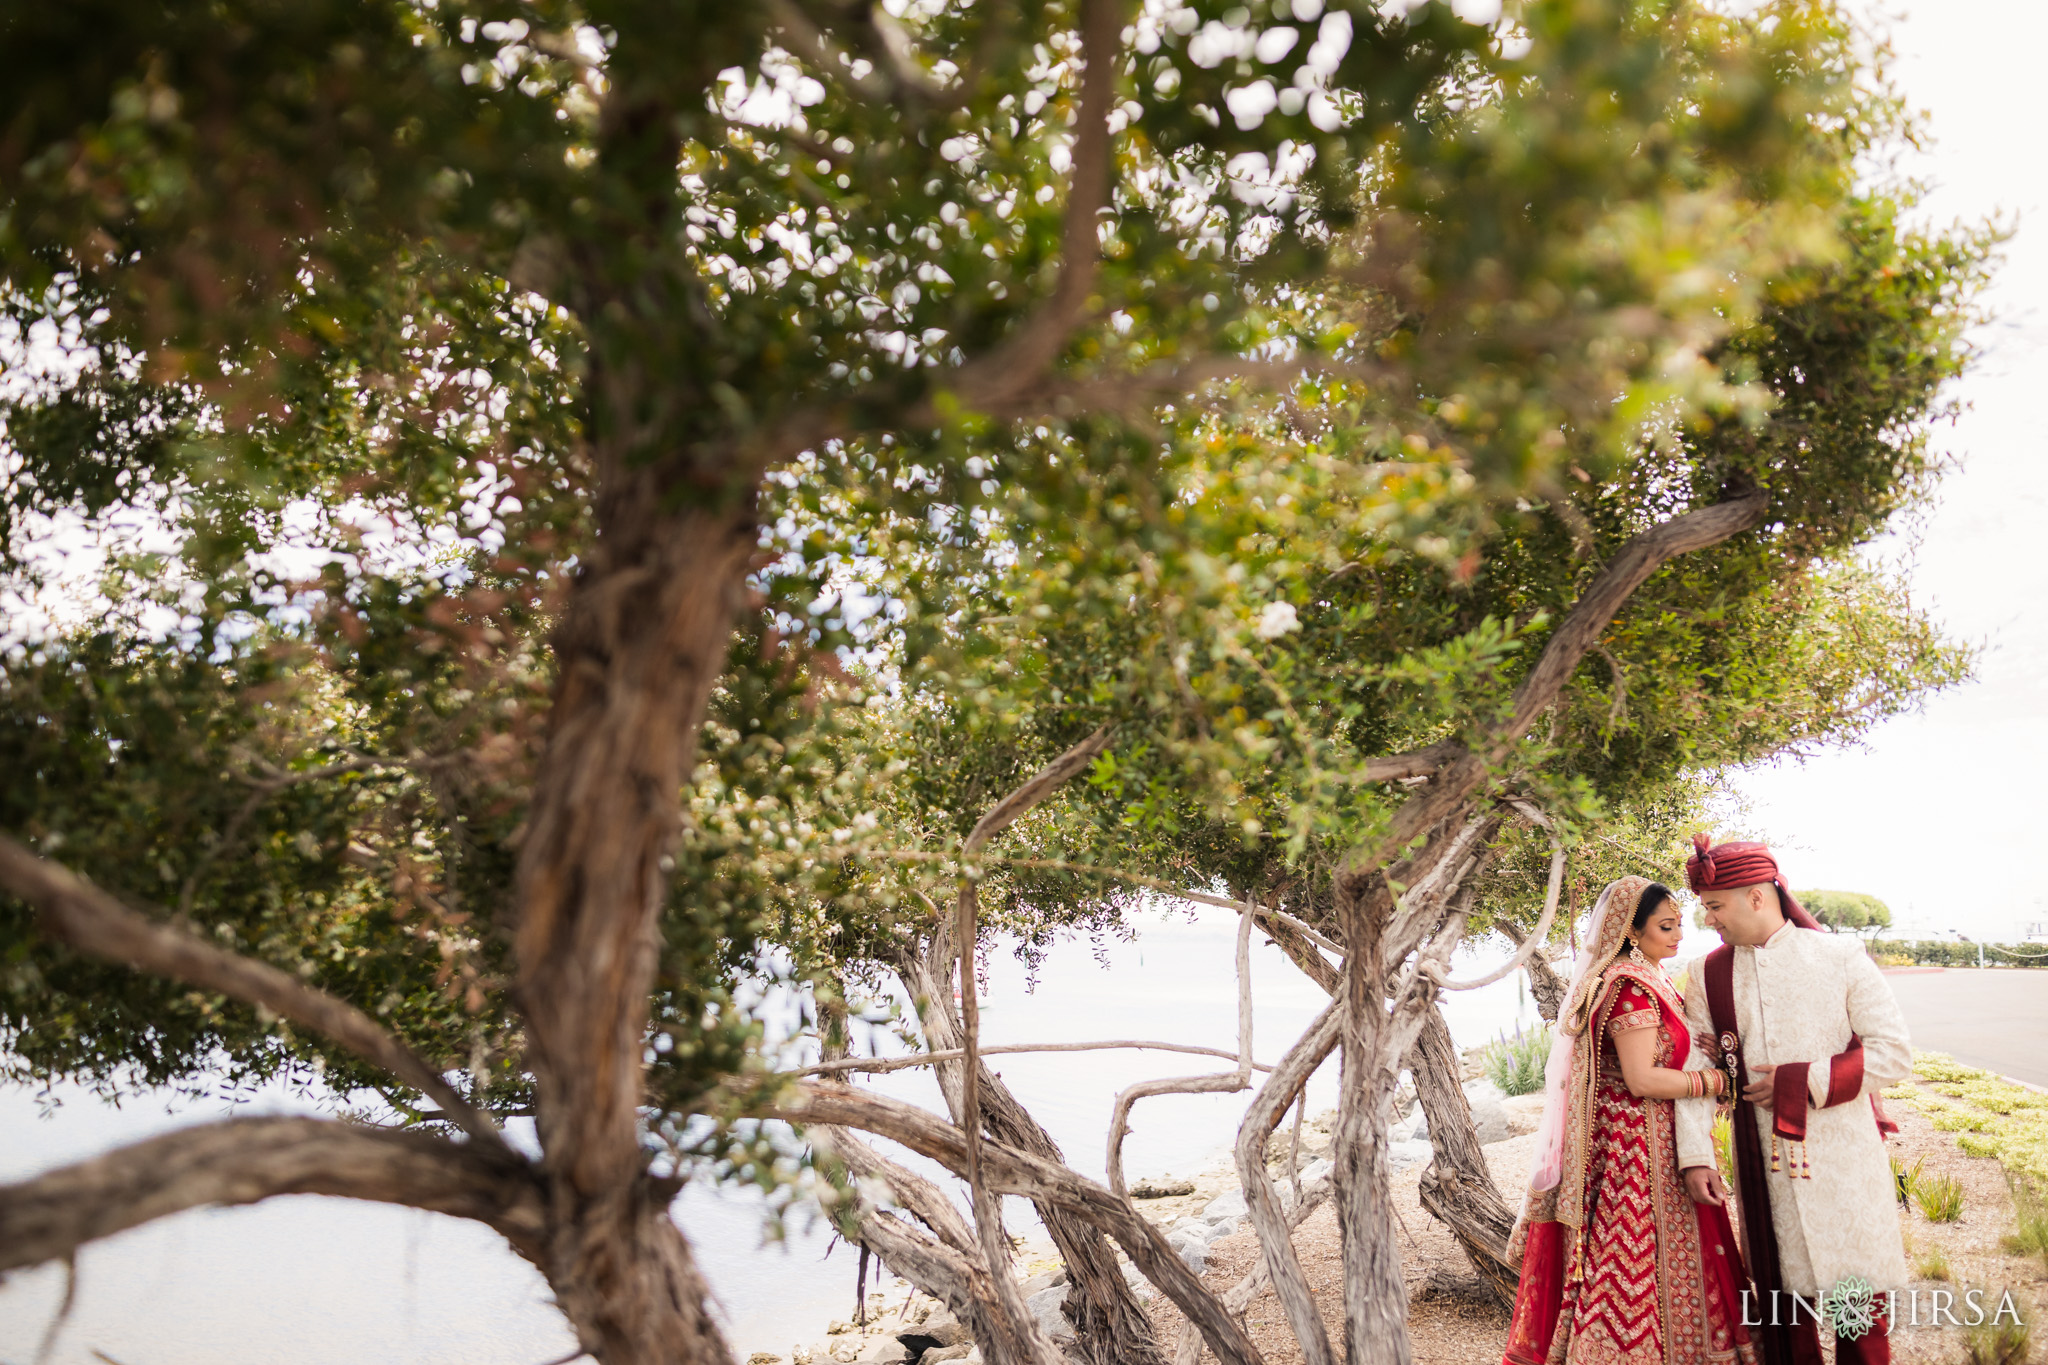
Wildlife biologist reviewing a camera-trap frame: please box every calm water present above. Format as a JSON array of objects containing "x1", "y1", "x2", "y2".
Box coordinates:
[{"x1": 0, "y1": 907, "x2": 1546, "y2": 1363}]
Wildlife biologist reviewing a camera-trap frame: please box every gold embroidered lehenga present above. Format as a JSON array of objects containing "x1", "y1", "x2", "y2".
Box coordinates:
[{"x1": 1501, "y1": 878, "x2": 1757, "y2": 1365}]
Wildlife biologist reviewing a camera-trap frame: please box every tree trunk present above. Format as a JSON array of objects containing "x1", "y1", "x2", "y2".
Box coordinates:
[
  {"x1": 543, "y1": 1194, "x2": 739, "y2": 1365},
  {"x1": 1332, "y1": 870, "x2": 1411, "y2": 1365},
  {"x1": 1525, "y1": 946, "x2": 1567, "y2": 1024},
  {"x1": 1406, "y1": 1005, "x2": 1519, "y2": 1306},
  {"x1": 513, "y1": 457, "x2": 759, "y2": 1364}
]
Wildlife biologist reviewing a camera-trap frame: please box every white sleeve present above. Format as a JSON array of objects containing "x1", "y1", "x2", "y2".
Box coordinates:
[
  {"x1": 1676, "y1": 966, "x2": 1719, "y2": 1170},
  {"x1": 1831, "y1": 944, "x2": 1912, "y2": 1101}
]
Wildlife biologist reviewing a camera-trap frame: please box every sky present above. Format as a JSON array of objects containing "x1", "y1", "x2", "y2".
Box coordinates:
[{"x1": 1725, "y1": 0, "x2": 2048, "y2": 941}]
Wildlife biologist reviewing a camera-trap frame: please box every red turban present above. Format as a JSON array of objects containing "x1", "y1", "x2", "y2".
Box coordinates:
[{"x1": 1685, "y1": 834, "x2": 1822, "y2": 930}]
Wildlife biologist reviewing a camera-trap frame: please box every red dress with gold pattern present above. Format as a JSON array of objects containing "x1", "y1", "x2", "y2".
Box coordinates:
[{"x1": 1503, "y1": 967, "x2": 1757, "y2": 1365}]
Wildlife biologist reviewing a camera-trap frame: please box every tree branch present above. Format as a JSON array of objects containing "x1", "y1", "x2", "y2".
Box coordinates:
[
  {"x1": 0, "y1": 835, "x2": 508, "y2": 1153},
  {"x1": 1104, "y1": 906, "x2": 1255, "y2": 1197},
  {"x1": 1354, "y1": 489, "x2": 1769, "y2": 878},
  {"x1": 964, "y1": 727, "x2": 1113, "y2": 852},
  {"x1": 955, "y1": 725, "x2": 1117, "y2": 1365},
  {"x1": 0, "y1": 1116, "x2": 544, "y2": 1273},
  {"x1": 790, "y1": 1038, "x2": 1277, "y2": 1078},
  {"x1": 1423, "y1": 842, "x2": 1564, "y2": 991},
  {"x1": 1235, "y1": 999, "x2": 1344, "y2": 1365},
  {"x1": 774, "y1": 1084, "x2": 1265, "y2": 1365},
  {"x1": 940, "y1": 0, "x2": 1125, "y2": 410}
]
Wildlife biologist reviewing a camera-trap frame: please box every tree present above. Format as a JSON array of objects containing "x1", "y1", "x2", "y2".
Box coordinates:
[
  {"x1": 1801, "y1": 889, "x2": 1894, "y2": 935},
  {"x1": 0, "y1": 3, "x2": 1988, "y2": 1365}
]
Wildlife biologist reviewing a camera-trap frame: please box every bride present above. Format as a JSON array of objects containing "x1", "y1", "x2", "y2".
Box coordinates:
[{"x1": 1501, "y1": 876, "x2": 1755, "y2": 1365}]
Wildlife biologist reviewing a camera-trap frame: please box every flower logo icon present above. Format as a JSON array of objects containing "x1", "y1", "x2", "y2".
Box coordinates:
[{"x1": 1825, "y1": 1276, "x2": 1878, "y2": 1340}]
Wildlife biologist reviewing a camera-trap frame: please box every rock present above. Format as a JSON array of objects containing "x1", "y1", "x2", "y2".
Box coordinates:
[
  {"x1": 1167, "y1": 1228, "x2": 1209, "y2": 1273},
  {"x1": 1467, "y1": 1094, "x2": 1514, "y2": 1145},
  {"x1": 920, "y1": 1308, "x2": 972, "y2": 1348},
  {"x1": 1300, "y1": 1157, "x2": 1334, "y2": 1187},
  {"x1": 1500, "y1": 1091, "x2": 1547, "y2": 1136},
  {"x1": 1027, "y1": 1286, "x2": 1076, "y2": 1343},
  {"x1": 854, "y1": 1340, "x2": 908, "y2": 1365},
  {"x1": 748, "y1": 1355, "x2": 786, "y2": 1365},
  {"x1": 1120, "y1": 1261, "x2": 1158, "y2": 1302},
  {"x1": 828, "y1": 1321, "x2": 858, "y2": 1336},
  {"x1": 1463, "y1": 1077, "x2": 1506, "y2": 1104},
  {"x1": 1201, "y1": 1188, "x2": 1248, "y2": 1222},
  {"x1": 824, "y1": 1341, "x2": 862, "y2": 1364},
  {"x1": 1389, "y1": 1108, "x2": 1428, "y2": 1144},
  {"x1": 1388, "y1": 1137, "x2": 1436, "y2": 1171},
  {"x1": 1020, "y1": 1268, "x2": 1067, "y2": 1297},
  {"x1": 922, "y1": 1348, "x2": 975, "y2": 1364},
  {"x1": 1263, "y1": 1126, "x2": 1332, "y2": 1166},
  {"x1": 1460, "y1": 1046, "x2": 1488, "y2": 1082},
  {"x1": 1130, "y1": 1175, "x2": 1196, "y2": 1198}
]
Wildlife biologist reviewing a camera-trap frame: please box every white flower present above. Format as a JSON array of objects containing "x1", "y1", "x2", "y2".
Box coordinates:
[{"x1": 1253, "y1": 600, "x2": 1300, "y2": 641}]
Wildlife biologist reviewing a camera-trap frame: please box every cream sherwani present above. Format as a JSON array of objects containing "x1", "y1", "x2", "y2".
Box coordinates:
[{"x1": 1675, "y1": 924, "x2": 1912, "y2": 1295}]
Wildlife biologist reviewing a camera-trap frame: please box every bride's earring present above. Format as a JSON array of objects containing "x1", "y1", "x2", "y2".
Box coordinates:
[{"x1": 1628, "y1": 937, "x2": 1652, "y2": 968}]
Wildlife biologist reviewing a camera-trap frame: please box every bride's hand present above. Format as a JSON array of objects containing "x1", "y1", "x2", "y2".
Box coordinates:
[{"x1": 1684, "y1": 1167, "x2": 1729, "y2": 1206}]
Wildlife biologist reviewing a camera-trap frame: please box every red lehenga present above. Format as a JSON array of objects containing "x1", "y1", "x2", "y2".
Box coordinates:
[{"x1": 1503, "y1": 962, "x2": 1757, "y2": 1365}]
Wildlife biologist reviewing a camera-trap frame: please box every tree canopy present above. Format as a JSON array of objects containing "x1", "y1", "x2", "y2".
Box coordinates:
[{"x1": 1800, "y1": 888, "x2": 1894, "y2": 934}]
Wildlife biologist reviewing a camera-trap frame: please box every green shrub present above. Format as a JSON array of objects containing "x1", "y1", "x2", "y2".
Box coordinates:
[
  {"x1": 1863, "y1": 940, "x2": 2048, "y2": 969},
  {"x1": 1894, "y1": 1154, "x2": 1924, "y2": 1207},
  {"x1": 1912, "y1": 1239, "x2": 1951, "y2": 1282},
  {"x1": 1915, "y1": 1172, "x2": 1966, "y2": 1223},
  {"x1": 1963, "y1": 1318, "x2": 2029, "y2": 1365},
  {"x1": 2003, "y1": 1173, "x2": 2048, "y2": 1274},
  {"x1": 1890, "y1": 1055, "x2": 2048, "y2": 1186},
  {"x1": 1483, "y1": 1026, "x2": 1550, "y2": 1098}
]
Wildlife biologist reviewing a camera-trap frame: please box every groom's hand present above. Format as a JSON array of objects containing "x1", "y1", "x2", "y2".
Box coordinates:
[
  {"x1": 1685, "y1": 1167, "x2": 1729, "y2": 1206},
  {"x1": 1742, "y1": 1062, "x2": 1777, "y2": 1108}
]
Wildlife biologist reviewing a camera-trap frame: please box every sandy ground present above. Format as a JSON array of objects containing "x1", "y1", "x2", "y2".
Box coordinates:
[
  {"x1": 1143, "y1": 1133, "x2": 1536, "y2": 1365},
  {"x1": 1885, "y1": 1085, "x2": 2048, "y2": 1365},
  {"x1": 1143, "y1": 1095, "x2": 2048, "y2": 1365}
]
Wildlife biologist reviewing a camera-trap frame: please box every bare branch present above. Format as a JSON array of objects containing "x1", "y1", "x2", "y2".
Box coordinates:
[
  {"x1": 954, "y1": 725, "x2": 1117, "y2": 1365},
  {"x1": 1234, "y1": 999, "x2": 1344, "y2": 1365},
  {"x1": 1361, "y1": 741, "x2": 1466, "y2": 783},
  {"x1": 0, "y1": 1116, "x2": 543, "y2": 1274},
  {"x1": 764, "y1": 0, "x2": 895, "y2": 103},
  {"x1": 773, "y1": 1084, "x2": 1265, "y2": 1365},
  {"x1": 1424, "y1": 842, "x2": 1565, "y2": 991},
  {"x1": 1104, "y1": 906, "x2": 1255, "y2": 1197},
  {"x1": 1354, "y1": 490, "x2": 1769, "y2": 877},
  {"x1": 881, "y1": 849, "x2": 1343, "y2": 953},
  {"x1": 964, "y1": 727, "x2": 1113, "y2": 852},
  {"x1": 1172, "y1": 1176, "x2": 1334, "y2": 1365},
  {"x1": 940, "y1": 0, "x2": 1125, "y2": 410},
  {"x1": 0, "y1": 836, "x2": 508, "y2": 1153},
  {"x1": 791, "y1": 1038, "x2": 1278, "y2": 1078}
]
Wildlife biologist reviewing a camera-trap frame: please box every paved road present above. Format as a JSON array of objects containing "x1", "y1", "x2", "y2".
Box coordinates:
[{"x1": 1883, "y1": 968, "x2": 2048, "y2": 1088}]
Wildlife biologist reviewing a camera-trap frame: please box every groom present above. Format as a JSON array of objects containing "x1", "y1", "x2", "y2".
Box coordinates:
[{"x1": 1675, "y1": 837, "x2": 1912, "y2": 1365}]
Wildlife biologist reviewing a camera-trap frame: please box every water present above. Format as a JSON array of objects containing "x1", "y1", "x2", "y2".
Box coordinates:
[{"x1": 0, "y1": 907, "x2": 1543, "y2": 1363}]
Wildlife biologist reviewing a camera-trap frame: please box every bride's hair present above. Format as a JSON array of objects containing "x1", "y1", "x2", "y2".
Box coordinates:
[{"x1": 1630, "y1": 882, "x2": 1676, "y2": 932}]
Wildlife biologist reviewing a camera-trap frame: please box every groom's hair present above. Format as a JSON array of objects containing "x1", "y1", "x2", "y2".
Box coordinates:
[{"x1": 1630, "y1": 882, "x2": 1676, "y2": 932}]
